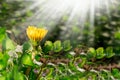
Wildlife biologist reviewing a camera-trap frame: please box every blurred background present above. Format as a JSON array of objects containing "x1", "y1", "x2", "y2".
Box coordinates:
[{"x1": 0, "y1": 0, "x2": 120, "y2": 52}]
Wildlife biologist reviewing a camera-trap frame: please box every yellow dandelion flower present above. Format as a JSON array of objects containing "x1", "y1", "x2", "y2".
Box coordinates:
[{"x1": 26, "y1": 26, "x2": 48, "y2": 41}]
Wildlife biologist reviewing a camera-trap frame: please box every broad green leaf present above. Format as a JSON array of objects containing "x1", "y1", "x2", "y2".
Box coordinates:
[
  {"x1": 105, "y1": 47, "x2": 115, "y2": 58},
  {"x1": 63, "y1": 40, "x2": 72, "y2": 51},
  {"x1": 0, "y1": 27, "x2": 6, "y2": 43},
  {"x1": 96, "y1": 47, "x2": 105, "y2": 59},
  {"x1": 0, "y1": 53, "x2": 9, "y2": 70},
  {"x1": 21, "y1": 53, "x2": 34, "y2": 66},
  {"x1": 2, "y1": 35, "x2": 15, "y2": 51},
  {"x1": 53, "y1": 40, "x2": 63, "y2": 52},
  {"x1": 43, "y1": 41, "x2": 53, "y2": 53},
  {"x1": 22, "y1": 42, "x2": 33, "y2": 53},
  {"x1": 87, "y1": 48, "x2": 96, "y2": 58},
  {"x1": 6, "y1": 66, "x2": 26, "y2": 80}
]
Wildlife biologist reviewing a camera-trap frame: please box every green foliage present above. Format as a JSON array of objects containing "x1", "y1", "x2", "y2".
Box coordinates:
[
  {"x1": 87, "y1": 47, "x2": 115, "y2": 59},
  {"x1": 43, "y1": 40, "x2": 72, "y2": 54},
  {"x1": 68, "y1": 61, "x2": 78, "y2": 72},
  {"x1": 53, "y1": 40, "x2": 63, "y2": 52},
  {"x1": 21, "y1": 53, "x2": 34, "y2": 66},
  {"x1": 78, "y1": 57, "x2": 86, "y2": 67},
  {"x1": 6, "y1": 66, "x2": 25, "y2": 80},
  {"x1": 0, "y1": 76, "x2": 6, "y2": 80},
  {"x1": 0, "y1": 0, "x2": 32, "y2": 29},
  {"x1": 0, "y1": 52, "x2": 9, "y2": 71},
  {"x1": 88, "y1": 48, "x2": 96, "y2": 58},
  {"x1": 0, "y1": 37, "x2": 119, "y2": 80},
  {"x1": 43, "y1": 41, "x2": 53, "y2": 53},
  {"x1": 112, "y1": 68, "x2": 120, "y2": 79},
  {"x1": 105, "y1": 47, "x2": 115, "y2": 58},
  {"x1": 96, "y1": 47, "x2": 105, "y2": 59},
  {"x1": 22, "y1": 41, "x2": 33, "y2": 53},
  {"x1": 2, "y1": 35, "x2": 15, "y2": 51},
  {"x1": 0, "y1": 27, "x2": 6, "y2": 43},
  {"x1": 0, "y1": 66, "x2": 26, "y2": 80},
  {"x1": 63, "y1": 40, "x2": 72, "y2": 51},
  {"x1": 65, "y1": 53, "x2": 74, "y2": 59}
]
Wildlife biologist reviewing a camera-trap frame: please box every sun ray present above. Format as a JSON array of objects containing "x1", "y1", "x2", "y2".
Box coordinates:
[{"x1": 18, "y1": 0, "x2": 119, "y2": 45}]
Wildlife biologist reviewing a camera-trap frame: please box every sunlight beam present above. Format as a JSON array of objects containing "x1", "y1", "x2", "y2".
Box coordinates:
[{"x1": 21, "y1": 0, "x2": 119, "y2": 44}]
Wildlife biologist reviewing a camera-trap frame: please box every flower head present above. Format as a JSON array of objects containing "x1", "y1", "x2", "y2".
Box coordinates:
[{"x1": 26, "y1": 26, "x2": 48, "y2": 41}]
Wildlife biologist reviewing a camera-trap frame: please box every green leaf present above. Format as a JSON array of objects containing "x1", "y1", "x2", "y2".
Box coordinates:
[
  {"x1": 22, "y1": 42, "x2": 33, "y2": 53},
  {"x1": 6, "y1": 66, "x2": 26, "y2": 80},
  {"x1": 68, "y1": 61, "x2": 78, "y2": 72},
  {"x1": 63, "y1": 40, "x2": 72, "y2": 51},
  {"x1": 21, "y1": 53, "x2": 34, "y2": 66},
  {"x1": 2, "y1": 35, "x2": 15, "y2": 51},
  {"x1": 0, "y1": 27, "x2": 6, "y2": 43},
  {"x1": 0, "y1": 52, "x2": 9, "y2": 71},
  {"x1": 105, "y1": 47, "x2": 115, "y2": 58},
  {"x1": 53, "y1": 40, "x2": 63, "y2": 52},
  {"x1": 78, "y1": 57, "x2": 86, "y2": 68},
  {"x1": 43, "y1": 41, "x2": 53, "y2": 53},
  {"x1": 96, "y1": 47, "x2": 105, "y2": 59},
  {"x1": 15, "y1": 73, "x2": 25, "y2": 80},
  {"x1": 112, "y1": 68, "x2": 120, "y2": 79},
  {"x1": 87, "y1": 48, "x2": 96, "y2": 58}
]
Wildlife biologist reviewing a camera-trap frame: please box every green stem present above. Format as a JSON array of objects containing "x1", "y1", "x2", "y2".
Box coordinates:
[
  {"x1": 72, "y1": 56, "x2": 76, "y2": 64},
  {"x1": 25, "y1": 67, "x2": 31, "y2": 77},
  {"x1": 36, "y1": 64, "x2": 44, "y2": 80}
]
